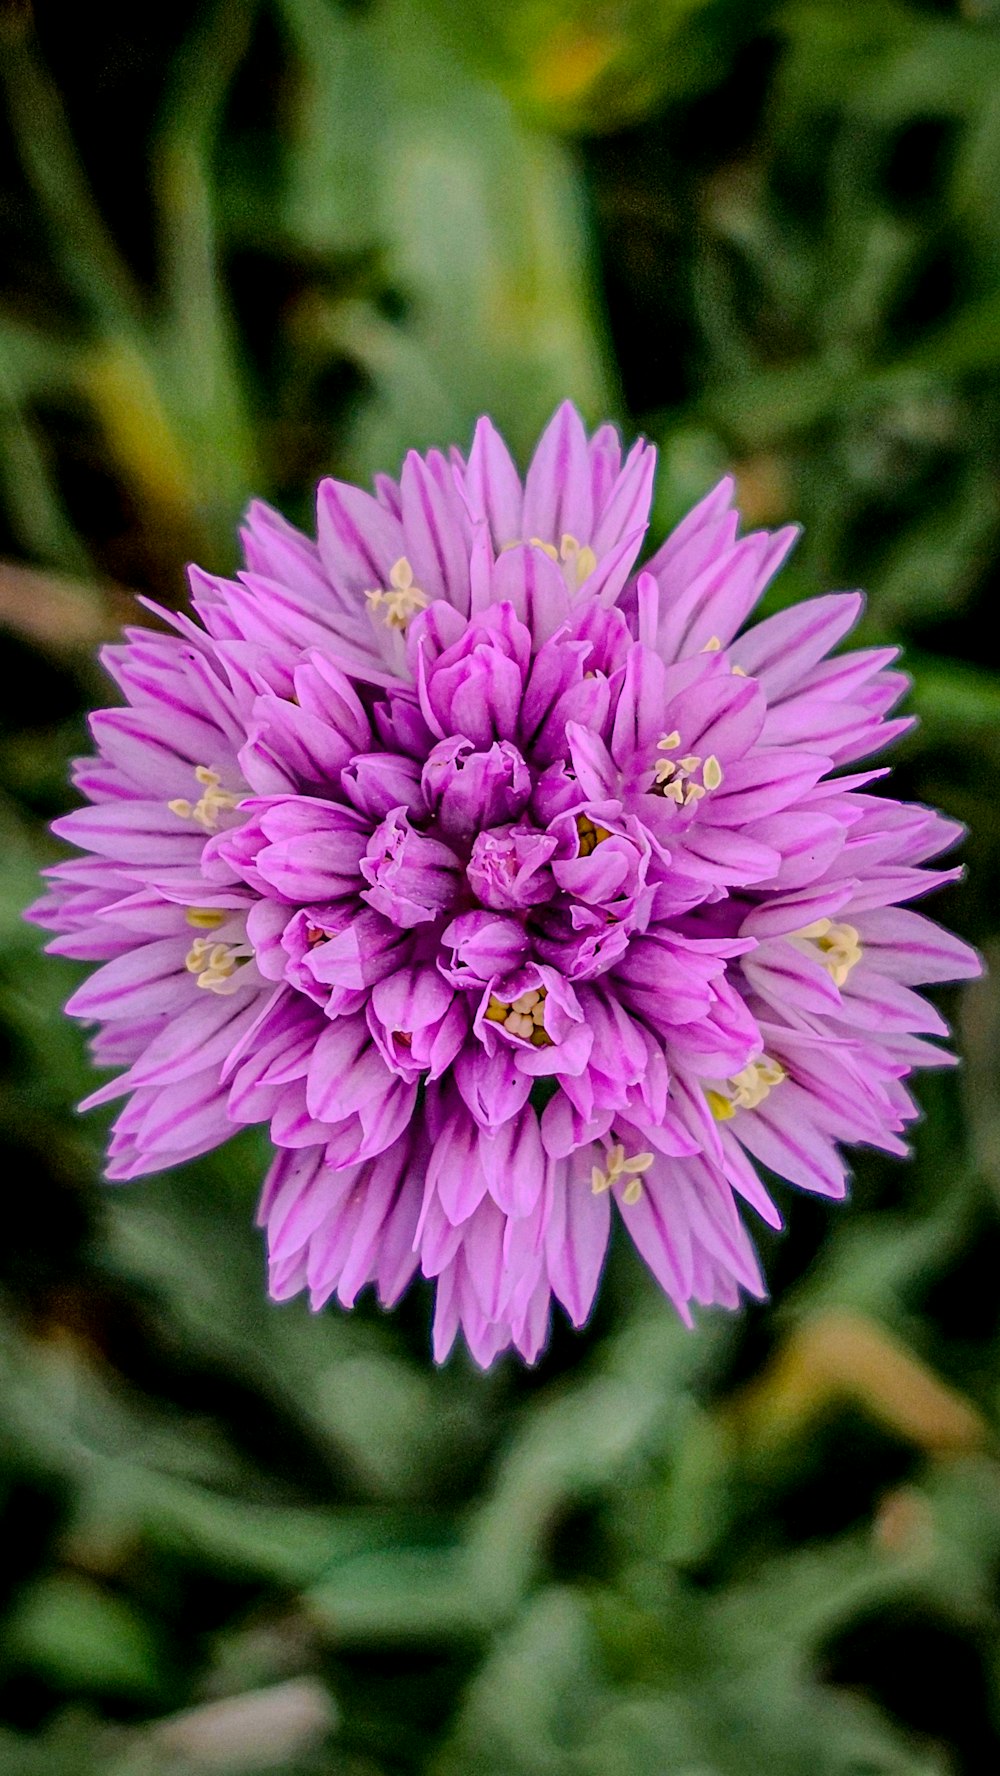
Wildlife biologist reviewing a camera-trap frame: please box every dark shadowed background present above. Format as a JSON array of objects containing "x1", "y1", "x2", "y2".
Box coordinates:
[{"x1": 2, "y1": 1, "x2": 1000, "y2": 1771}]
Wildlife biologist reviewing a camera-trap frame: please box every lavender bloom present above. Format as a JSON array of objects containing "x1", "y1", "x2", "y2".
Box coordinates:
[{"x1": 30, "y1": 404, "x2": 980, "y2": 1366}]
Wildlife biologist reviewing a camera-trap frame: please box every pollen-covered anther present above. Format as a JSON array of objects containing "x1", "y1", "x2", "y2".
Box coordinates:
[
  {"x1": 184, "y1": 937, "x2": 251, "y2": 996},
  {"x1": 706, "y1": 1055, "x2": 786, "y2": 1120},
  {"x1": 575, "y1": 813, "x2": 611, "y2": 857},
  {"x1": 795, "y1": 918, "x2": 863, "y2": 987},
  {"x1": 591, "y1": 1143, "x2": 654, "y2": 1200},
  {"x1": 184, "y1": 906, "x2": 227, "y2": 930},
  {"x1": 701, "y1": 635, "x2": 722, "y2": 652},
  {"x1": 485, "y1": 987, "x2": 552, "y2": 1046},
  {"x1": 559, "y1": 532, "x2": 597, "y2": 587},
  {"x1": 651, "y1": 738, "x2": 723, "y2": 805},
  {"x1": 364, "y1": 556, "x2": 429, "y2": 630},
  {"x1": 168, "y1": 767, "x2": 241, "y2": 833}
]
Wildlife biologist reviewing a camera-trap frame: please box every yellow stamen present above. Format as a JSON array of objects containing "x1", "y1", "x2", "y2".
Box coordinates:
[
  {"x1": 526, "y1": 533, "x2": 597, "y2": 588},
  {"x1": 185, "y1": 907, "x2": 226, "y2": 930},
  {"x1": 558, "y1": 533, "x2": 597, "y2": 586},
  {"x1": 794, "y1": 918, "x2": 863, "y2": 988},
  {"x1": 705, "y1": 1089, "x2": 735, "y2": 1121},
  {"x1": 650, "y1": 736, "x2": 724, "y2": 805},
  {"x1": 184, "y1": 936, "x2": 250, "y2": 996},
  {"x1": 731, "y1": 1056, "x2": 786, "y2": 1108},
  {"x1": 485, "y1": 988, "x2": 554, "y2": 1047},
  {"x1": 364, "y1": 557, "x2": 429, "y2": 630},
  {"x1": 511, "y1": 989, "x2": 541, "y2": 1014},
  {"x1": 168, "y1": 766, "x2": 241, "y2": 833},
  {"x1": 576, "y1": 813, "x2": 611, "y2": 857},
  {"x1": 701, "y1": 635, "x2": 722, "y2": 652},
  {"x1": 591, "y1": 1142, "x2": 654, "y2": 1196},
  {"x1": 707, "y1": 1055, "x2": 786, "y2": 1119}
]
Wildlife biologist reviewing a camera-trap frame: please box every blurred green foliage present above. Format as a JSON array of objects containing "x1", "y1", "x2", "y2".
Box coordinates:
[{"x1": 2, "y1": 0, "x2": 1000, "y2": 1770}]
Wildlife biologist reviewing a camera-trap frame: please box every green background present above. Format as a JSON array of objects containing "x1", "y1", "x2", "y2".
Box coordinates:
[{"x1": 2, "y1": 1, "x2": 1000, "y2": 1770}]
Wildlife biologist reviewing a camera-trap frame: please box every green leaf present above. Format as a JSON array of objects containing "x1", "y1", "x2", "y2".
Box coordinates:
[{"x1": 3, "y1": 1575, "x2": 168, "y2": 1702}]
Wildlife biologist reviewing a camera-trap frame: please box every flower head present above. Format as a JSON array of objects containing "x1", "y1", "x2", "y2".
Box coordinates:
[{"x1": 30, "y1": 404, "x2": 979, "y2": 1365}]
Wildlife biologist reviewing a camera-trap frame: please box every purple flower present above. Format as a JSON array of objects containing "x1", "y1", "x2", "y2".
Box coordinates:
[{"x1": 29, "y1": 403, "x2": 980, "y2": 1366}]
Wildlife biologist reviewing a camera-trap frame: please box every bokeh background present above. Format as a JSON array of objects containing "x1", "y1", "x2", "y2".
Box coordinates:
[{"x1": 2, "y1": 1, "x2": 1000, "y2": 1770}]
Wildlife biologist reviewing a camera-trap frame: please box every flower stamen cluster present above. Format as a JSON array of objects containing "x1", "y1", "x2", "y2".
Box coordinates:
[
  {"x1": 591, "y1": 1143, "x2": 654, "y2": 1203},
  {"x1": 794, "y1": 917, "x2": 864, "y2": 987},
  {"x1": 484, "y1": 987, "x2": 551, "y2": 1045},
  {"x1": 168, "y1": 766, "x2": 241, "y2": 832},
  {"x1": 706, "y1": 1057, "x2": 787, "y2": 1121},
  {"x1": 364, "y1": 556, "x2": 429, "y2": 629}
]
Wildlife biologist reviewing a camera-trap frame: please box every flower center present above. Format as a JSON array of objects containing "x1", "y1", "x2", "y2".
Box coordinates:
[
  {"x1": 184, "y1": 936, "x2": 252, "y2": 994},
  {"x1": 705, "y1": 1055, "x2": 786, "y2": 1120},
  {"x1": 793, "y1": 918, "x2": 863, "y2": 987},
  {"x1": 575, "y1": 813, "x2": 611, "y2": 856},
  {"x1": 484, "y1": 986, "x2": 553, "y2": 1046},
  {"x1": 168, "y1": 767, "x2": 241, "y2": 832},
  {"x1": 364, "y1": 556, "x2": 429, "y2": 630},
  {"x1": 650, "y1": 732, "x2": 723, "y2": 805},
  {"x1": 591, "y1": 1141, "x2": 654, "y2": 1204}
]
